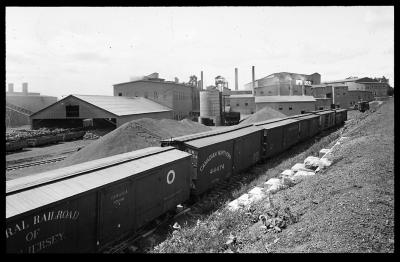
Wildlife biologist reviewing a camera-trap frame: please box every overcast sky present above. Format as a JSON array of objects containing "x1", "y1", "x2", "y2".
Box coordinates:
[{"x1": 6, "y1": 6, "x2": 394, "y2": 99}]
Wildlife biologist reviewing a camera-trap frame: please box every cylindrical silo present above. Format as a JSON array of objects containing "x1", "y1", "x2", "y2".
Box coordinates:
[{"x1": 199, "y1": 89, "x2": 221, "y2": 126}]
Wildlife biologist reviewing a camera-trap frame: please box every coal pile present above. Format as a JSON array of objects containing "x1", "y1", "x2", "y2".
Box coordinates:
[{"x1": 61, "y1": 118, "x2": 211, "y2": 167}]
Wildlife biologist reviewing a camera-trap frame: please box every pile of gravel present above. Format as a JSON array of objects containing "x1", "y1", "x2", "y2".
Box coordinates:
[
  {"x1": 240, "y1": 107, "x2": 286, "y2": 125},
  {"x1": 61, "y1": 118, "x2": 211, "y2": 167}
]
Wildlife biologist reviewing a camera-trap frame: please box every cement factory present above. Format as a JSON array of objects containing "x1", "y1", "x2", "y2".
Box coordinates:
[{"x1": 6, "y1": 67, "x2": 392, "y2": 129}]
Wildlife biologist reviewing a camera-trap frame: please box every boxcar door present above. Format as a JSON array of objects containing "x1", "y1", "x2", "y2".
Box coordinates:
[
  {"x1": 134, "y1": 171, "x2": 162, "y2": 229},
  {"x1": 98, "y1": 181, "x2": 134, "y2": 249}
]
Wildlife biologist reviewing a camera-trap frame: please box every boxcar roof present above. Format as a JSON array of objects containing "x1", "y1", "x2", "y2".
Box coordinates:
[
  {"x1": 293, "y1": 114, "x2": 320, "y2": 120},
  {"x1": 6, "y1": 147, "x2": 170, "y2": 195},
  {"x1": 184, "y1": 125, "x2": 262, "y2": 149},
  {"x1": 161, "y1": 123, "x2": 254, "y2": 143},
  {"x1": 6, "y1": 147, "x2": 191, "y2": 218},
  {"x1": 256, "y1": 118, "x2": 299, "y2": 129}
]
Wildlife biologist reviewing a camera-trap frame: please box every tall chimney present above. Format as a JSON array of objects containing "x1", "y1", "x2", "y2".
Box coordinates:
[
  {"x1": 302, "y1": 82, "x2": 305, "y2": 96},
  {"x1": 8, "y1": 83, "x2": 14, "y2": 93},
  {"x1": 201, "y1": 71, "x2": 204, "y2": 90},
  {"x1": 235, "y1": 68, "x2": 238, "y2": 91},
  {"x1": 22, "y1": 82, "x2": 28, "y2": 94},
  {"x1": 332, "y1": 85, "x2": 335, "y2": 105},
  {"x1": 289, "y1": 79, "x2": 293, "y2": 96},
  {"x1": 252, "y1": 66, "x2": 255, "y2": 95}
]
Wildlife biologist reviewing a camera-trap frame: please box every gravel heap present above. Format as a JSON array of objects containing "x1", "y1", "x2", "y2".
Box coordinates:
[
  {"x1": 240, "y1": 107, "x2": 286, "y2": 125},
  {"x1": 61, "y1": 118, "x2": 211, "y2": 167}
]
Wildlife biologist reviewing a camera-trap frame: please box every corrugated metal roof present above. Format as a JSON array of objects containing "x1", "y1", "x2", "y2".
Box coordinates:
[
  {"x1": 255, "y1": 118, "x2": 299, "y2": 129},
  {"x1": 6, "y1": 147, "x2": 191, "y2": 219},
  {"x1": 255, "y1": 96, "x2": 316, "y2": 103},
  {"x1": 184, "y1": 125, "x2": 262, "y2": 149},
  {"x1": 6, "y1": 147, "x2": 171, "y2": 194},
  {"x1": 73, "y1": 95, "x2": 172, "y2": 116}
]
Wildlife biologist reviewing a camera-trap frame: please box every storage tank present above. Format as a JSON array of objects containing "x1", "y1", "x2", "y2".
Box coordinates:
[{"x1": 199, "y1": 89, "x2": 221, "y2": 126}]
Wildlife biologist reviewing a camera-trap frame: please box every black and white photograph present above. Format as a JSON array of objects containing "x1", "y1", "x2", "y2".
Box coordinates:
[{"x1": 5, "y1": 6, "x2": 394, "y2": 253}]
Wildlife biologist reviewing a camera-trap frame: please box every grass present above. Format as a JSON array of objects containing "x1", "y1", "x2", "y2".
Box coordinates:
[{"x1": 152, "y1": 125, "x2": 345, "y2": 253}]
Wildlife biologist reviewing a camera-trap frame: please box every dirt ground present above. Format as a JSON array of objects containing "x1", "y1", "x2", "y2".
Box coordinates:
[{"x1": 152, "y1": 98, "x2": 394, "y2": 253}]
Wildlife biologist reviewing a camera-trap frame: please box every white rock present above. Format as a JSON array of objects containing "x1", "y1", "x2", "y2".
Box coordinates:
[
  {"x1": 227, "y1": 199, "x2": 240, "y2": 211},
  {"x1": 281, "y1": 176, "x2": 296, "y2": 186},
  {"x1": 279, "y1": 169, "x2": 294, "y2": 178},
  {"x1": 248, "y1": 187, "x2": 265, "y2": 202},
  {"x1": 304, "y1": 156, "x2": 322, "y2": 170},
  {"x1": 264, "y1": 178, "x2": 286, "y2": 194},
  {"x1": 291, "y1": 163, "x2": 314, "y2": 172},
  {"x1": 237, "y1": 193, "x2": 251, "y2": 207},
  {"x1": 292, "y1": 170, "x2": 315, "y2": 182}
]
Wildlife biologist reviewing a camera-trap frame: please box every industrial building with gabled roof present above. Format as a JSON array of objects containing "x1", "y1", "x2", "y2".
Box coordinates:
[{"x1": 30, "y1": 94, "x2": 173, "y2": 129}]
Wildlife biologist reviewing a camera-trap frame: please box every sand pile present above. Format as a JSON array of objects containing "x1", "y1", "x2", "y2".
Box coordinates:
[
  {"x1": 61, "y1": 118, "x2": 211, "y2": 167},
  {"x1": 239, "y1": 107, "x2": 286, "y2": 125}
]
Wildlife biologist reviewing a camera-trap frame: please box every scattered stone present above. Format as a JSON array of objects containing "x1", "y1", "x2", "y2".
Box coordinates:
[
  {"x1": 304, "y1": 156, "x2": 322, "y2": 170},
  {"x1": 291, "y1": 163, "x2": 314, "y2": 172}
]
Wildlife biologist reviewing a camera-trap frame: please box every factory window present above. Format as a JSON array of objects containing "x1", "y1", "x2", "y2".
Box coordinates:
[
  {"x1": 268, "y1": 91, "x2": 272, "y2": 94},
  {"x1": 118, "y1": 93, "x2": 122, "y2": 96},
  {"x1": 236, "y1": 103, "x2": 240, "y2": 107},
  {"x1": 66, "y1": 105, "x2": 79, "y2": 118},
  {"x1": 245, "y1": 102, "x2": 248, "y2": 106},
  {"x1": 289, "y1": 106, "x2": 293, "y2": 110},
  {"x1": 154, "y1": 91, "x2": 158, "y2": 99},
  {"x1": 301, "y1": 110, "x2": 306, "y2": 114},
  {"x1": 278, "y1": 106, "x2": 283, "y2": 110},
  {"x1": 261, "y1": 91, "x2": 264, "y2": 95}
]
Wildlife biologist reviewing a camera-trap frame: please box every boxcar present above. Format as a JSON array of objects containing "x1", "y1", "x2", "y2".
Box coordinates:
[
  {"x1": 6, "y1": 146, "x2": 192, "y2": 253},
  {"x1": 293, "y1": 114, "x2": 320, "y2": 141},
  {"x1": 313, "y1": 110, "x2": 335, "y2": 131},
  {"x1": 254, "y1": 118, "x2": 300, "y2": 159},
  {"x1": 161, "y1": 125, "x2": 263, "y2": 195},
  {"x1": 334, "y1": 109, "x2": 347, "y2": 125}
]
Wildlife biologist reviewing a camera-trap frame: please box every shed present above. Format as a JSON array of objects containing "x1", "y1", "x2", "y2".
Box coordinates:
[{"x1": 29, "y1": 95, "x2": 173, "y2": 129}]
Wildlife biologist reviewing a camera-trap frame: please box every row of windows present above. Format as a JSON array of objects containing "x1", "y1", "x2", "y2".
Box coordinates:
[
  {"x1": 229, "y1": 102, "x2": 250, "y2": 107},
  {"x1": 278, "y1": 105, "x2": 293, "y2": 110}
]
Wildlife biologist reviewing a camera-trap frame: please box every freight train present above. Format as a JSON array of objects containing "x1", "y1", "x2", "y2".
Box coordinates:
[{"x1": 6, "y1": 109, "x2": 347, "y2": 253}]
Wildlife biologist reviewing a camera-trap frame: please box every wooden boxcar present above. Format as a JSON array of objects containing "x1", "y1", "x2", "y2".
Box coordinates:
[
  {"x1": 6, "y1": 146, "x2": 191, "y2": 253},
  {"x1": 161, "y1": 125, "x2": 263, "y2": 195},
  {"x1": 334, "y1": 109, "x2": 348, "y2": 125},
  {"x1": 254, "y1": 118, "x2": 300, "y2": 159},
  {"x1": 313, "y1": 110, "x2": 335, "y2": 131},
  {"x1": 293, "y1": 114, "x2": 321, "y2": 141}
]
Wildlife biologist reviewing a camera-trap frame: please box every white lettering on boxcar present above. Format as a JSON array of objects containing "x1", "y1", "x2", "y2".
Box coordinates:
[{"x1": 199, "y1": 150, "x2": 231, "y2": 172}]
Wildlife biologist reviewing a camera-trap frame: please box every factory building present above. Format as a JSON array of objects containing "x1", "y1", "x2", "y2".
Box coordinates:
[
  {"x1": 6, "y1": 83, "x2": 57, "y2": 127},
  {"x1": 113, "y1": 73, "x2": 200, "y2": 120},
  {"x1": 305, "y1": 84, "x2": 350, "y2": 109},
  {"x1": 315, "y1": 98, "x2": 333, "y2": 110},
  {"x1": 347, "y1": 90, "x2": 375, "y2": 108},
  {"x1": 255, "y1": 96, "x2": 316, "y2": 116},
  {"x1": 244, "y1": 72, "x2": 321, "y2": 96},
  {"x1": 322, "y1": 77, "x2": 389, "y2": 97},
  {"x1": 30, "y1": 95, "x2": 172, "y2": 129},
  {"x1": 225, "y1": 94, "x2": 255, "y2": 116}
]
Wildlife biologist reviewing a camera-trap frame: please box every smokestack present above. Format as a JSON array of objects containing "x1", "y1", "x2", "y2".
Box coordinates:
[
  {"x1": 289, "y1": 80, "x2": 293, "y2": 96},
  {"x1": 22, "y1": 82, "x2": 28, "y2": 94},
  {"x1": 201, "y1": 71, "x2": 204, "y2": 90},
  {"x1": 252, "y1": 66, "x2": 255, "y2": 95},
  {"x1": 332, "y1": 85, "x2": 335, "y2": 105},
  {"x1": 8, "y1": 83, "x2": 14, "y2": 93},
  {"x1": 302, "y1": 82, "x2": 305, "y2": 96},
  {"x1": 235, "y1": 68, "x2": 238, "y2": 91}
]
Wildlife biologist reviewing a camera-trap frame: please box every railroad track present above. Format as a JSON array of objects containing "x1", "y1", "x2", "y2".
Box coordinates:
[{"x1": 6, "y1": 156, "x2": 67, "y2": 171}]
